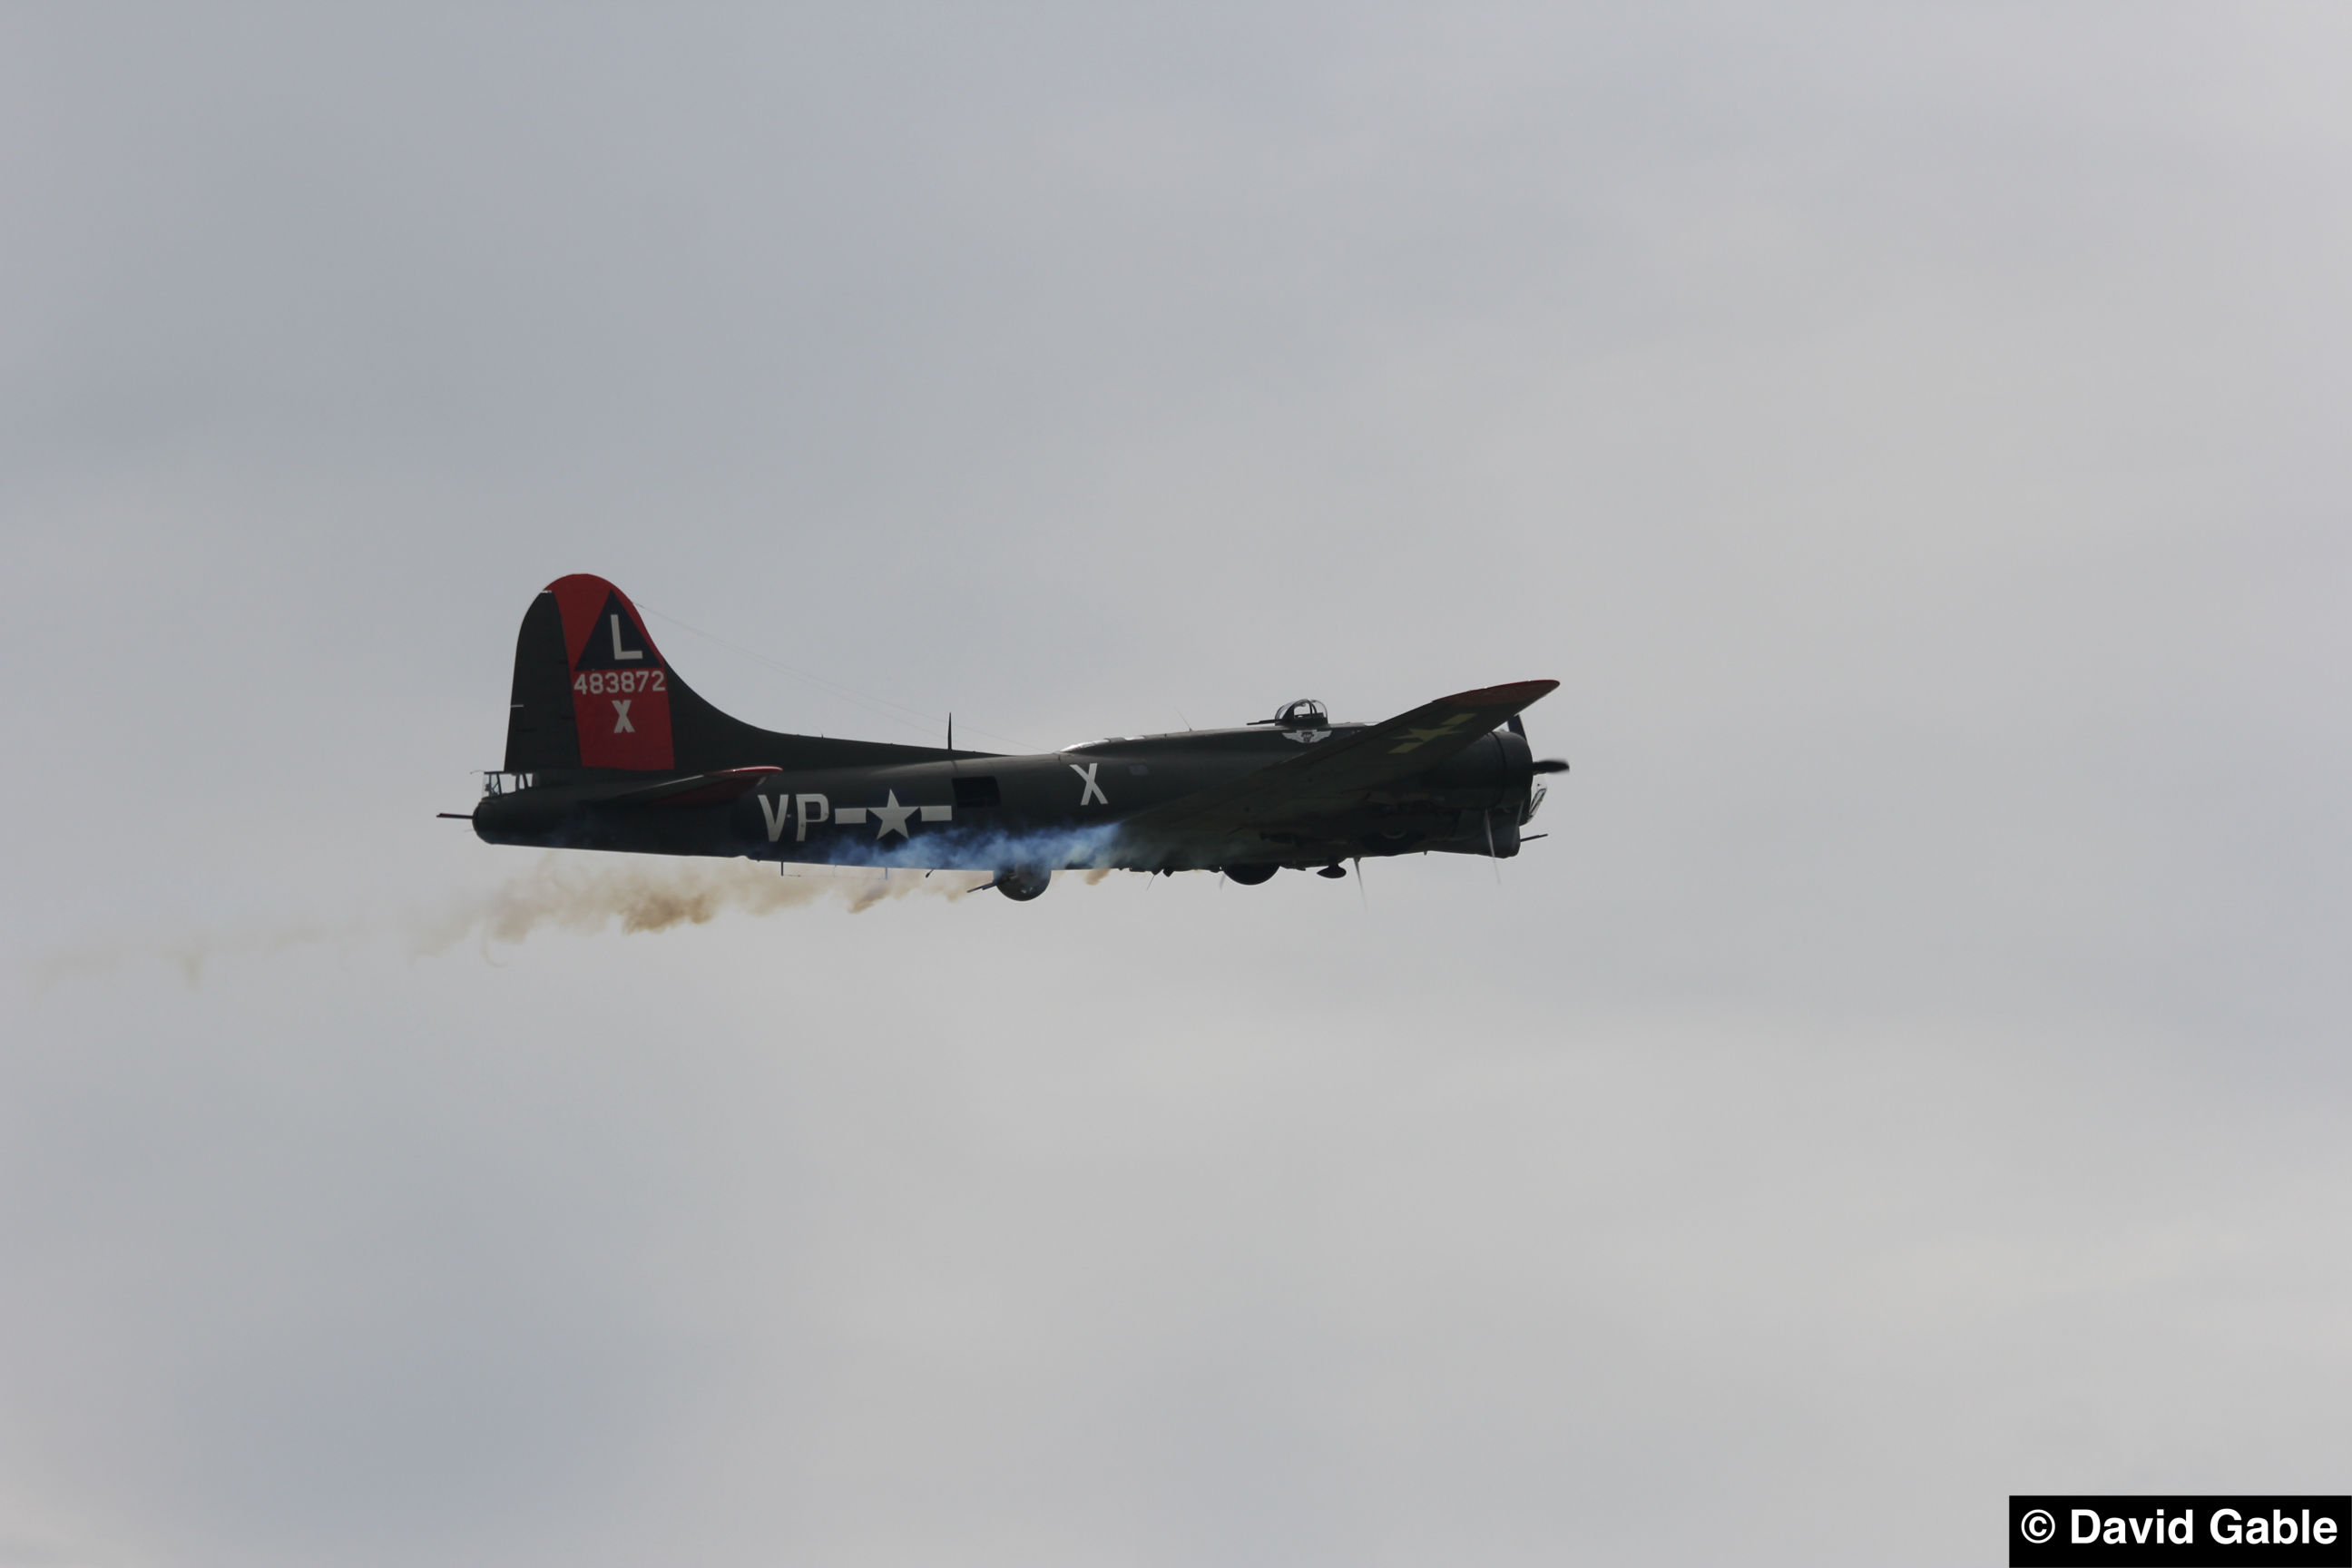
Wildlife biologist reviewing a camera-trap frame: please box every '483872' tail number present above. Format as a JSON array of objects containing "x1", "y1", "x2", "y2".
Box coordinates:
[{"x1": 573, "y1": 670, "x2": 666, "y2": 695}]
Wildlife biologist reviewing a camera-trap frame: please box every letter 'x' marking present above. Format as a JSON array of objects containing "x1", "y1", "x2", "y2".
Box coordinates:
[
  {"x1": 1071, "y1": 762, "x2": 1109, "y2": 806},
  {"x1": 612, "y1": 700, "x2": 634, "y2": 733}
]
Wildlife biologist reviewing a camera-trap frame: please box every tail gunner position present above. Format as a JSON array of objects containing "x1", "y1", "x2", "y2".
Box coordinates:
[{"x1": 458, "y1": 574, "x2": 1567, "y2": 901}]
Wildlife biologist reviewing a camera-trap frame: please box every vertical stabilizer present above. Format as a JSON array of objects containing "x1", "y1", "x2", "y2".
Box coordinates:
[
  {"x1": 497, "y1": 573, "x2": 967, "y2": 778},
  {"x1": 503, "y1": 574, "x2": 677, "y2": 773}
]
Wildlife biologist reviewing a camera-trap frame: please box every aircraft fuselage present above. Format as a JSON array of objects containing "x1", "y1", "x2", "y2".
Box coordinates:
[
  {"x1": 475, "y1": 720, "x2": 1544, "y2": 873},
  {"x1": 466, "y1": 574, "x2": 1563, "y2": 897}
]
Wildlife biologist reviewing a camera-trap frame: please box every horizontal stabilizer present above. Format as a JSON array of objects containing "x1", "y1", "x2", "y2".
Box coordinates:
[{"x1": 600, "y1": 766, "x2": 781, "y2": 808}]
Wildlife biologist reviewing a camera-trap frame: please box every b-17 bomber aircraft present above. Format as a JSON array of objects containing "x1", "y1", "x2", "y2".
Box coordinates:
[{"x1": 457, "y1": 574, "x2": 1568, "y2": 901}]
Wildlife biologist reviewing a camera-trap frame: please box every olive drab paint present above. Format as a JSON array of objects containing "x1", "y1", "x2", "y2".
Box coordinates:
[{"x1": 474, "y1": 573, "x2": 1568, "y2": 903}]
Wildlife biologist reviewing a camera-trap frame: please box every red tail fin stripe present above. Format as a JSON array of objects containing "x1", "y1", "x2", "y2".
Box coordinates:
[
  {"x1": 544, "y1": 573, "x2": 676, "y2": 770},
  {"x1": 546, "y1": 573, "x2": 669, "y2": 670}
]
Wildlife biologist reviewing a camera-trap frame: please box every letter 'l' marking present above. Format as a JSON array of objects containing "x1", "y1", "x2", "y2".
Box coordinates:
[
  {"x1": 611, "y1": 613, "x2": 643, "y2": 661},
  {"x1": 1072, "y1": 762, "x2": 1108, "y2": 806},
  {"x1": 612, "y1": 699, "x2": 634, "y2": 732}
]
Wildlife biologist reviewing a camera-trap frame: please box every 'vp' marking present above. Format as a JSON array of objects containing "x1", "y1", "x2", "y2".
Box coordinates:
[
  {"x1": 1071, "y1": 762, "x2": 1109, "y2": 806},
  {"x1": 762, "y1": 794, "x2": 830, "y2": 841},
  {"x1": 612, "y1": 699, "x2": 634, "y2": 733}
]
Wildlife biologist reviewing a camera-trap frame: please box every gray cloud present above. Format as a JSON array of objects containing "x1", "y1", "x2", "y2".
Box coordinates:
[{"x1": 4, "y1": 5, "x2": 2348, "y2": 1563}]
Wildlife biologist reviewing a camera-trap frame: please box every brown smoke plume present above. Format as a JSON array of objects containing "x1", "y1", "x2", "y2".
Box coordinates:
[
  {"x1": 410, "y1": 857, "x2": 998, "y2": 951},
  {"x1": 37, "y1": 858, "x2": 1004, "y2": 989}
]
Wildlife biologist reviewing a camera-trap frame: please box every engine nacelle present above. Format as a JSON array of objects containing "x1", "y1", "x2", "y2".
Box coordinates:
[{"x1": 994, "y1": 867, "x2": 1053, "y2": 902}]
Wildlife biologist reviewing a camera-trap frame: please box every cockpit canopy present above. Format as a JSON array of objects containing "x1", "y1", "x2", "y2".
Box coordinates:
[{"x1": 1274, "y1": 698, "x2": 1328, "y2": 729}]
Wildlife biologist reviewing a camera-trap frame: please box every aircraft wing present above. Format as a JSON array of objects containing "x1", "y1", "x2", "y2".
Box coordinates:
[{"x1": 1121, "y1": 679, "x2": 1557, "y2": 841}]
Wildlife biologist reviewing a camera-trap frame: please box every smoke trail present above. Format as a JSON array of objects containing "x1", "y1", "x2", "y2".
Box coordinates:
[
  {"x1": 36, "y1": 857, "x2": 1004, "y2": 989},
  {"x1": 38, "y1": 912, "x2": 377, "y2": 991},
  {"x1": 817, "y1": 821, "x2": 1128, "y2": 874},
  {"x1": 409, "y1": 856, "x2": 1000, "y2": 953}
]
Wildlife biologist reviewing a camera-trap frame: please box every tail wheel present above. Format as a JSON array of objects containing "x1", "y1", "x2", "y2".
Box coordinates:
[
  {"x1": 1221, "y1": 863, "x2": 1279, "y2": 886},
  {"x1": 994, "y1": 867, "x2": 1052, "y2": 902}
]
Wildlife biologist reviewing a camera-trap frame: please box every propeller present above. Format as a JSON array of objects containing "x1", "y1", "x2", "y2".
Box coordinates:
[
  {"x1": 1504, "y1": 713, "x2": 1571, "y2": 774},
  {"x1": 1503, "y1": 713, "x2": 1568, "y2": 833}
]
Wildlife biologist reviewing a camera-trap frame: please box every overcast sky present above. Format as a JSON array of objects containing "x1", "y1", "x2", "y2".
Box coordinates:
[{"x1": 5, "y1": 5, "x2": 2349, "y2": 1564}]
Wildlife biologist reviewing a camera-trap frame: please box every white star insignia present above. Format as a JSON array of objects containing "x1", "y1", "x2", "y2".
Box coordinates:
[{"x1": 868, "y1": 789, "x2": 916, "y2": 839}]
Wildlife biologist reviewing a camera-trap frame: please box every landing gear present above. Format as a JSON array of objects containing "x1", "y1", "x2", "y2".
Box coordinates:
[
  {"x1": 993, "y1": 867, "x2": 1052, "y2": 902},
  {"x1": 1316, "y1": 864, "x2": 1348, "y2": 878},
  {"x1": 1221, "y1": 863, "x2": 1279, "y2": 886}
]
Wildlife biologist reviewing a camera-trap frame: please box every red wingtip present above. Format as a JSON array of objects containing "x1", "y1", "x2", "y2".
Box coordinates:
[{"x1": 1443, "y1": 679, "x2": 1560, "y2": 708}]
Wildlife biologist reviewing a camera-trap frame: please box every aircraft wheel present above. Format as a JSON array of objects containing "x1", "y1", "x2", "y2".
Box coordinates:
[
  {"x1": 1222, "y1": 863, "x2": 1279, "y2": 886},
  {"x1": 994, "y1": 867, "x2": 1052, "y2": 902}
]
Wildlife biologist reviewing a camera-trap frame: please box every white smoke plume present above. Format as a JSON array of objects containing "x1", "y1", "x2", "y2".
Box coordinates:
[{"x1": 35, "y1": 857, "x2": 1005, "y2": 989}]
